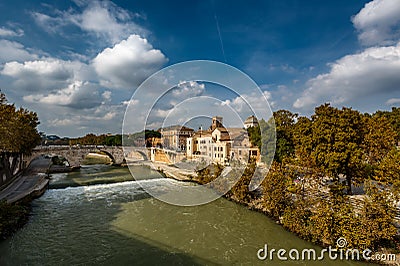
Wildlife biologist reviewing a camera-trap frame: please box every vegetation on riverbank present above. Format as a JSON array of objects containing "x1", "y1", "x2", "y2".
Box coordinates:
[
  {"x1": 0, "y1": 92, "x2": 41, "y2": 187},
  {"x1": 195, "y1": 104, "x2": 400, "y2": 254},
  {"x1": 0, "y1": 200, "x2": 31, "y2": 240},
  {"x1": 0, "y1": 92, "x2": 41, "y2": 239}
]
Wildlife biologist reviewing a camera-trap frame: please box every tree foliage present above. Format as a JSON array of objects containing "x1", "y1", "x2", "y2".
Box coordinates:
[
  {"x1": 261, "y1": 162, "x2": 292, "y2": 219},
  {"x1": 310, "y1": 104, "x2": 365, "y2": 194},
  {"x1": 0, "y1": 92, "x2": 41, "y2": 185}
]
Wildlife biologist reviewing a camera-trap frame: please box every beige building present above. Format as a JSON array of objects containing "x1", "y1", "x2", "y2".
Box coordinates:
[
  {"x1": 244, "y1": 115, "x2": 259, "y2": 129},
  {"x1": 160, "y1": 125, "x2": 194, "y2": 151},
  {"x1": 186, "y1": 116, "x2": 261, "y2": 164}
]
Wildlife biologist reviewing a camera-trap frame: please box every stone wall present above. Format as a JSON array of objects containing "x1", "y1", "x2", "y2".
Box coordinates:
[{"x1": 25, "y1": 146, "x2": 128, "y2": 167}]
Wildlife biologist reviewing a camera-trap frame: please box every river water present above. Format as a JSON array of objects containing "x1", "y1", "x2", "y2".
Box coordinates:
[{"x1": 0, "y1": 164, "x2": 363, "y2": 265}]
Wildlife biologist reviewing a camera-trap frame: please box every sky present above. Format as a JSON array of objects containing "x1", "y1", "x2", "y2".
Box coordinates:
[{"x1": 0, "y1": 0, "x2": 399, "y2": 136}]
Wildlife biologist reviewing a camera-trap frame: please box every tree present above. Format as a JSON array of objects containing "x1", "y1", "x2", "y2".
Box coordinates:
[
  {"x1": 374, "y1": 148, "x2": 400, "y2": 184},
  {"x1": 247, "y1": 125, "x2": 261, "y2": 148},
  {"x1": 273, "y1": 110, "x2": 297, "y2": 163},
  {"x1": 230, "y1": 158, "x2": 257, "y2": 202},
  {"x1": 363, "y1": 114, "x2": 397, "y2": 166},
  {"x1": 310, "y1": 104, "x2": 365, "y2": 194},
  {"x1": 359, "y1": 181, "x2": 398, "y2": 250},
  {"x1": 261, "y1": 162, "x2": 292, "y2": 219},
  {"x1": 375, "y1": 107, "x2": 400, "y2": 144},
  {"x1": 293, "y1": 116, "x2": 313, "y2": 161},
  {"x1": 259, "y1": 118, "x2": 276, "y2": 164},
  {"x1": 0, "y1": 92, "x2": 41, "y2": 185}
]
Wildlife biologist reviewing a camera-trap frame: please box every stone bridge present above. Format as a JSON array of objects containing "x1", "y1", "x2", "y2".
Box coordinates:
[{"x1": 26, "y1": 146, "x2": 150, "y2": 167}]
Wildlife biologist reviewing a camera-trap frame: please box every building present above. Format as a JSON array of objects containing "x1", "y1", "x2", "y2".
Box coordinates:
[
  {"x1": 186, "y1": 116, "x2": 261, "y2": 165},
  {"x1": 160, "y1": 125, "x2": 194, "y2": 151},
  {"x1": 244, "y1": 115, "x2": 259, "y2": 129},
  {"x1": 186, "y1": 130, "x2": 213, "y2": 158}
]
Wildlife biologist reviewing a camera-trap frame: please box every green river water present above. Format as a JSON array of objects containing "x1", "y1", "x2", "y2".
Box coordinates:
[{"x1": 0, "y1": 164, "x2": 364, "y2": 265}]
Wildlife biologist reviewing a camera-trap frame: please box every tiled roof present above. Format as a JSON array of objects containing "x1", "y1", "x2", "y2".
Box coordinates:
[{"x1": 161, "y1": 125, "x2": 194, "y2": 132}]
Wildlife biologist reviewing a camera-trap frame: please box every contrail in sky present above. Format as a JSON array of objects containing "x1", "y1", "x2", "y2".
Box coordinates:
[{"x1": 212, "y1": 1, "x2": 226, "y2": 62}]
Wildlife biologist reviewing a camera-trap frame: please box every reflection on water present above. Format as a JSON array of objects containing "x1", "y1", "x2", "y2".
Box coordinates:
[{"x1": 0, "y1": 165, "x2": 363, "y2": 265}]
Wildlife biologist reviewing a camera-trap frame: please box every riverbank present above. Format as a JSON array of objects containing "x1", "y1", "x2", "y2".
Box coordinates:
[
  {"x1": 0, "y1": 197, "x2": 32, "y2": 239},
  {"x1": 0, "y1": 156, "x2": 51, "y2": 239}
]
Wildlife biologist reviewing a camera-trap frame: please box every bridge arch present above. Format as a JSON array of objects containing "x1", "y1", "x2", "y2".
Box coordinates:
[
  {"x1": 97, "y1": 150, "x2": 116, "y2": 164},
  {"x1": 25, "y1": 146, "x2": 127, "y2": 167}
]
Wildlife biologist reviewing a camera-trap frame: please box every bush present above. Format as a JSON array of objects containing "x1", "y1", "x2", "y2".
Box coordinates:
[{"x1": 0, "y1": 200, "x2": 30, "y2": 239}]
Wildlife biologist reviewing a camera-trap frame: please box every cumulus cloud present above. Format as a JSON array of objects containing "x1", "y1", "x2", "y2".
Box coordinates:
[
  {"x1": 221, "y1": 90, "x2": 273, "y2": 113},
  {"x1": 22, "y1": 81, "x2": 108, "y2": 109},
  {"x1": 93, "y1": 34, "x2": 167, "y2": 89},
  {"x1": 386, "y1": 98, "x2": 400, "y2": 105},
  {"x1": 32, "y1": 0, "x2": 145, "y2": 44},
  {"x1": 172, "y1": 81, "x2": 205, "y2": 97},
  {"x1": 45, "y1": 102, "x2": 124, "y2": 135},
  {"x1": 0, "y1": 27, "x2": 24, "y2": 37},
  {"x1": 352, "y1": 0, "x2": 400, "y2": 46},
  {"x1": 1, "y1": 58, "x2": 93, "y2": 92},
  {"x1": 0, "y1": 40, "x2": 38, "y2": 63},
  {"x1": 294, "y1": 0, "x2": 400, "y2": 112},
  {"x1": 293, "y1": 44, "x2": 400, "y2": 110}
]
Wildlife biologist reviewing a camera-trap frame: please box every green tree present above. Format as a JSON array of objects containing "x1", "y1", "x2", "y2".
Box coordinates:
[
  {"x1": 293, "y1": 116, "x2": 313, "y2": 161},
  {"x1": 230, "y1": 158, "x2": 257, "y2": 202},
  {"x1": 259, "y1": 118, "x2": 276, "y2": 164},
  {"x1": 0, "y1": 92, "x2": 41, "y2": 185},
  {"x1": 363, "y1": 115, "x2": 397, "y2": 166},
  {"x1": 247, "y1": 125, "x2": 261, "y2": 148},
  {"x1": 375, "y1": 107, "x2": 400, "y2": 143},
  {"x1": 273, "y1": 110, "x2": 297, "y2": 163},
  {"x1": 359, "y1": 181, "x2": 398, "y2": 250},
  {"x1": 261, "y1": 162, "x2": 292, "y2": 219},
  {"x1": 374, "y1": 148, "x2": 400, "y2": 184},
  {"x1": 310, "y1": 104, "x2": 365, "y2": 194}
]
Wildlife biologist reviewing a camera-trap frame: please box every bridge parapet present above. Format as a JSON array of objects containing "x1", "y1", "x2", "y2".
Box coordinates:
[{"x1": 25, "y1": 146, "x2": 130, "y2": 167}]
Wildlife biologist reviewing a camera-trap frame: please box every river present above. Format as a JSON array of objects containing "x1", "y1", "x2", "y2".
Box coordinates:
[{"x1": 0, "y1": 164, "x2": 363, "y2": 265}]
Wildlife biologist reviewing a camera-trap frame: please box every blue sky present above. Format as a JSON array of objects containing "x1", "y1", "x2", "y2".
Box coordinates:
[{"x1": 0, "y1": 0, "x2": 399, "y2": 136}]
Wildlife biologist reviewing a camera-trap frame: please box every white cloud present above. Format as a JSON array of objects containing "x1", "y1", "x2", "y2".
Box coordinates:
[
  {"x1": 122, "y1": 99, "x2": 138, "y2": 106},
  {"x1": 352, "y1": 0, "x2": 400, "y2": 46},
  {"x1": 32, "y1": 1, "x2": 145, "y2": 44},
  {"x1": 221, "y1": 90, "x2": 273, "y2": 113},
  {"x1": 1, "y1": 58, "x2": 94, "y2": 92},
  {"x1": 93, "y1": 34, "x2": 167, "y2": 89},
  {"x1": 172, "y1": 81, "x2": 205, "y2": 97},
  {"x1": 38, "y1": 101, "x2": 126, "y2": 136},
  {"x1": 293, "y1": 43, "x2": 400, "y2": 110},
  {"x1": 22, "y1": 81, "x2": 107, "y2": 109},
  {"x1": 386, "y1": 98, "x2": 400, "y2": 105},
  {"x1": 0, "y1": 27, "x2": 24, "y2": 37},
  {"x1": 77, "y1": 1, "x2": 142, "y2": 43},
  {"x1": 0, "y1": 40, "x2": 38, "y2": 63}
]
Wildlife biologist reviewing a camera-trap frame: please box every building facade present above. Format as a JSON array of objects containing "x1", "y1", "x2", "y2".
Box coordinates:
[
  {"x1": 160, "y1": 125, "x2": 194, "y2": 151},
  {"x1": 244, "y1": 115, "x2": 259, "y2": 129},
  {"x1": 186, "y1": 116, "x2": 260, "y2": 165}
]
